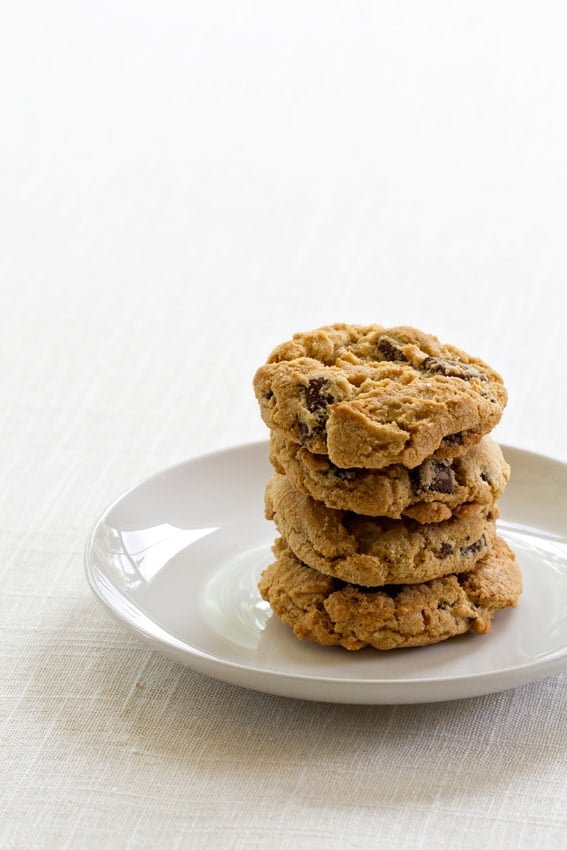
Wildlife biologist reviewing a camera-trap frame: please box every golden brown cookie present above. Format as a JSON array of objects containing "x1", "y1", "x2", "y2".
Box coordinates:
[
  {"x1": 265, "y1": 473, "x2": 498, "y2": 586},
  {"x1": 269, "y1": 431, "x2": 510, "y2": 523},
  {"x1": 253, "y1": 323, "x2": 507, "y2": 469},
  {"x1": 258, "y1": 536, "x2": 522, "y2": 650}
]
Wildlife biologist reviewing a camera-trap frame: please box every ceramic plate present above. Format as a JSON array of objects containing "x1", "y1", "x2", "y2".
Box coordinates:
[{"x1": 85, "y1": 442, "x2": 567, "y2": 704}]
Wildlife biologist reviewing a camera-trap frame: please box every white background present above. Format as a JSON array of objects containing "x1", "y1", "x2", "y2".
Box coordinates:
[{"x1": 1, "y1": 2, "x2": 566, "y2": 848}]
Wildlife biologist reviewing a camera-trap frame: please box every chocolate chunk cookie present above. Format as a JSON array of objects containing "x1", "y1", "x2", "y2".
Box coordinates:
[
  {"x1": 269, "y1": 432, "x2": 510, "y2": 523},
  {"x1": 259, "y1": 536, "x2": 522, "y2": 650},
  {"x1": 253, "y1": 324, "x2": 507, "y2": 469},
  {"x1": 265, "y1": 473, "x2": 498, "y2": 586}
]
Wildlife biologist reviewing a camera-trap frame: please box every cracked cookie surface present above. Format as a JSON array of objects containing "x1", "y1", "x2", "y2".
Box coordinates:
[
  {"x1": 258, "y1": 536, "x2": 522, "y2": 650},
  {"x1": 265, "y1": 472, "x2": 498, "y2": 586},
  {"x1": 254, "y1": 323, "x2": 507, "y2": 469},
  {"x1": 270, "y1": 431, "x2": 509, "y2": 522}
]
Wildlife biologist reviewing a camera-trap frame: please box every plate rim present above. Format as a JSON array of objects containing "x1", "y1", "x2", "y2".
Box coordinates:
[{"x1": 84, "y1": 440, "x2": 567, "y2": 703}]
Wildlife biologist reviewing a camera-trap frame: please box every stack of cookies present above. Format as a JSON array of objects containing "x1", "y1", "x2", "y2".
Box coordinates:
[{"x1": 253, "y1": 323, "x2": 522, "y2": 651}]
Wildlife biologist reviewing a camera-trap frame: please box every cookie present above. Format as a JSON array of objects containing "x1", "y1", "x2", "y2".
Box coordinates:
[
  {"x1": 253, "y1": 323, "x2": 507, "y2": 469},
  {"x1": 265, "y1": 472, "x2": 498, "y2": 586},
  {"x1": 258, "y1": 536, "x2": 522, "y2": 650},
  {"x1": 269, "y1": 431, "x2": 510, "y2": 523}
]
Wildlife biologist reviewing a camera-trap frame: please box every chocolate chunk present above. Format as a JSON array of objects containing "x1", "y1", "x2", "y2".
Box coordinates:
[
  {"x1": 460, "y1": 534, "x2": 487, "y2": 557},
  {"x1": 298, "y1": 421, "x2": 310, "y2": 444},
  {"x1": 411, "y1": 458, "x2": 456, "y2": 494},
  {"x1": 376, "y1": 337, "x2": 408, "y2": 362},
  {"x1": 429, "y1": 465, "x2": 455, "y2": 494},
  {"x1": 297, "y1": 413, "x2": 327, "y2": 444},
  {"x1": 303, "y1": 377, "x2": 334, "y2": 412},
  {"x1": 421, "y1": 356, "x2": 486, "y2": 382}
]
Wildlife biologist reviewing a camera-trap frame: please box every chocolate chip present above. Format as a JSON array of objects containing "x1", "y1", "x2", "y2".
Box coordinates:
[
  {"x1": 376, "y1": 337, "x2": 408, "y2": 362},
  {"x1": 421, "y1": 356, "x2": 486, "y2": 382},
  {"x1": 411, "y1": 458, "x2": 456, "y2": 494},
  {"x1": 430, "y1": 465, "x2": 455, "y2": 493},
  {"x1": 303, "y1": 377, "x2": 334, "y2": 412},
  {"x1": 297, "y1": 415, "x2": 327, "y2": 444},
  {"x1": 263, "y1": 390, "x2": 273, "y2": 401},
  {"x1": 480, "y1": 471, "x2": 491, "y2": 484},
  {"x1": 298, "y1": 421, "x2": 310, "y2": 444},
  {"x1": 440, "y1": 542, "x2": 454, "y2": 557},
  {"x1": 460, "y1": 534, "x2": 487, "y2": 557}
]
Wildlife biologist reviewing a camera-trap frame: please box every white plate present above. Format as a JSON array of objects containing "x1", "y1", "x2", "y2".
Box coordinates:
[{"x1": 85, "y1": 442, "x2": 567, "y2": 704}]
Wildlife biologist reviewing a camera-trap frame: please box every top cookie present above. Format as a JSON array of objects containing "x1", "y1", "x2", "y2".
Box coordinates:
[{"x1": 254, "y1": 323, "x2": 507, "y2": 469}]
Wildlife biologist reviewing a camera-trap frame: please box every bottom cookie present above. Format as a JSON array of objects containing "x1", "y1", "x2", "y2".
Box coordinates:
[{"x1": 259, "y1": 536, "x2": 522, "y2": 651}]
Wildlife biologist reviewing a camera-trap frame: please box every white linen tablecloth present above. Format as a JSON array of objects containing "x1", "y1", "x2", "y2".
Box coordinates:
[{"x1": 1, "y1": 3, "x2": 566, "y2": 848}]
